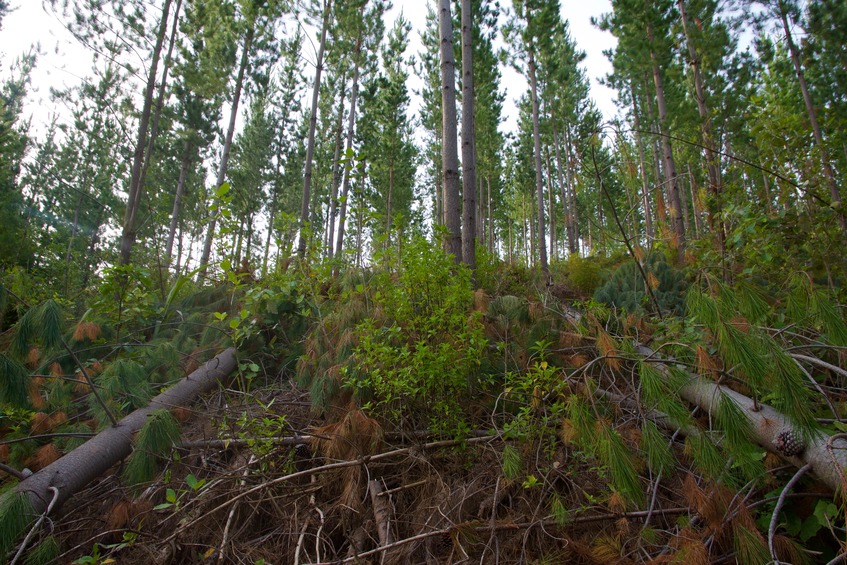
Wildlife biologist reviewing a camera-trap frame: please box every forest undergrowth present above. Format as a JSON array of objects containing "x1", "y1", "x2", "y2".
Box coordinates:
[{"x1": 1, "y1": 237, "x2": 846, "y2": 564}]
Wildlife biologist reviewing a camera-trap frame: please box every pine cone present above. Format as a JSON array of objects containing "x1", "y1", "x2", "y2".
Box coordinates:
[
  {"x1": 774, "y1": 429, "x2": 805, "y2": 457},
  {"x1": 295, "y1": 443, "x2": 311, "y2": 458}
]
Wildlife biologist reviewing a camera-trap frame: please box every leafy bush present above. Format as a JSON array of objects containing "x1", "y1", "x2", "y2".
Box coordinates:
[
  {"x1": 564, "y1": 254, "x2": 602, "y2": 295},
  {"x1": 346, "y1": 236, "x2": 487, "y2": 433}
]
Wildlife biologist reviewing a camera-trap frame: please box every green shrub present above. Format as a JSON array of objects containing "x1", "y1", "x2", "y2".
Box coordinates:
[
  {"x1": 565, "y1": 255, "x2": 602, "y2": 296},
  {"x1": 346, "y1": 236, "x2": 487, "y2": 434},
  {"x1": 594, "y1": 254, "x2": 686, "y2": 314}
]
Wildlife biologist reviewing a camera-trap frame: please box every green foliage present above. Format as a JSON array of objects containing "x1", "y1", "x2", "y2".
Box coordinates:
[
  {"x1": 564, "y1": 255, "x2": 602, "y2": 296},
  {"x1": 0, "y1": 353, "x2": 30, "y2": 409},
  {"x1": 595, "y1": 424, "x2": 644, "y2": 507},
  {"x1": 687, "y1": 282, "x2": 820, "y2": 442},
  {"x1": 640, "y1": 419, "x2": 673, "y2": 475},
  {"x1": 91, "y1": 359, "x2": 152, "y2": 425},
  {"x1": 10, "y1": 300, "x2": 64, "y2": 360},
  {"x1": 594, "y1": 254, "x2": 686, "y2": 315},
  {"x1": 25, "y1": 535, "x2": 60, "y2": 565},
  {"x1": 502, "y1": 444, "x2": 522, "y2": 480},
  {"x1": 0, "y1": 491, "x2": 34, "y2": 556},
  {"x1": 346, "y1": 236, "x2": 486, "y2": 433},
  {"x1": 684, "y1": 434, "x2": 725, "y2": 483},
  {"x1": 123, "y1": 409, "x2": 181, "y2": 487}
]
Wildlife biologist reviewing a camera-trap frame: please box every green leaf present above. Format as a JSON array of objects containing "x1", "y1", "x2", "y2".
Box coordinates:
[{"x1": 216, "y1": 182, "x2": 230, "y2": 197}]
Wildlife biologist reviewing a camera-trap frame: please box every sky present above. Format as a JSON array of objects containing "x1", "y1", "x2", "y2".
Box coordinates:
[{"x1": 0, "y1": 0, "x2": 619, "y2": 141}]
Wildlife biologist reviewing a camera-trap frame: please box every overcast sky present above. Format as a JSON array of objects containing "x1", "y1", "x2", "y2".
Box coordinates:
[{"x1": 0, "y1": 0, "x2": 618, "y2": 140}]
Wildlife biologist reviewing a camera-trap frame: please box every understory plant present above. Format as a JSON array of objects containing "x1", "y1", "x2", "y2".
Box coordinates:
[{"x1": 345, "y1": 236, "x2": 487, "y2": 434}]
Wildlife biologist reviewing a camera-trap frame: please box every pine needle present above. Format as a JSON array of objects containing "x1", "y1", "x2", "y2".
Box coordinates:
[
  {"x1": 24, "y1": 535, "x2": 59, "y2": 565},
  {"x1": 0, "y1": 353, "x2": 31, "y2": 409},
  {"x1": 502, "y1": 444, "x2": 521, "y2": 480},
  {"x1": 35, "y1": 300, "x2": 63, "y2": 352},
  {"x1": 641, "y1": 419, "x2": 673, "y2": 474},
  {"x1": 732, "y1": 523, "x2": 770, "y2": 565},
  {"x1": 596, "y1": 423, "x2": 644, "y2": 507},
  {"x1": 123, "y1": 409, "x2": 181, "y2": 487},
  {"x1": 684, "y1": 434, "x2": 725, "y2": 483},
  {"x1": 0, "y1": 491, "x2": 35, "y2": 557}
]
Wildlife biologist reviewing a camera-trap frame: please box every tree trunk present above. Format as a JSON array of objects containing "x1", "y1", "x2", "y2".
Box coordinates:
[
  {"x1": 335, "y1": 33, "x2": 362, "y2": 271},
  {"x1": 779, "y1": 2, "x2": 846, "y2": 232},
  {"x1": 565, "y1": 124, "x2": 579, "y2": 255},
  {"x1": 9, "y1": 349, "x2": 237, "y2": 518},
  {"x1": 637, "y1": 345, "x2": 847, "y2": 494},
  {"x1": 199, "y1": 24, "x2": 255, "y2": 278},
  {"x1": 629, "y1": 81, "x2": 654, "y2": 241},
  {"x1": 165, "y1": 139, "x2": 192, "y2": 265},
  {"x1": 298, "y1": 0, "x2": 333, "y2": 258},
  {"x1": 487, "y1": 175, "x2": 493, "y2": 253},
  {"x1": 119, "y1": 0, "x2": 173, "y2": 266},
  {"x1": 678, "y1": 0, "x2": 725, "y2": 258},
  {"x1": 327, "y1": 71, "x2": 348, "y2": 260},
  {"x1": 551, "y1": 121, "x2": 575, "y2": 255},
  {"x1": 138, "y1": 0, "x2": 182, "y2": 237},
  {"x1": 647, "y1": 24, "x2": 685, "y2": 264},
  {"x1": 439, "y1": 0, "x2": 462, "y2": 262},
  {"x1": 527, "y1": 41, "x2": 548, "y2": 278},
  {"x1": 461, "y1": 0, "x2": 477, "y2": 274},
  {"x1": 545, "y1": 146, "x2": 556, "y2": 262}
]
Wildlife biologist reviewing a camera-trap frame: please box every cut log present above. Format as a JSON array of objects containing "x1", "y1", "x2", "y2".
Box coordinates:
[
  {"x1": 637, "y1": 345, "x2": 847, "y2": 492},
  {"x1": 12, "y1": 348, "x2": 238, "y2": 515}
]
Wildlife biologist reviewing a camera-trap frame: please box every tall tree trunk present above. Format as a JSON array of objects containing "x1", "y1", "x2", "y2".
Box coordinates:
[
  {"x1": 198, "y1": 25, "x2": 255, "y2": 278},
  {"x1": 564, "y1": 124, "x2": 580, "y2": 255},
  {"x1": 643, "y1": 74, "x2": 667, "y2": 230},
  {"x1": 298, "y1": 0, "x2": 333, "y2": 258},
  {"x1": 460, "y1": 0, "x2": 476, "y2": 273},
  {"x1": 545, "y1": 145, "x2": 556, "y2": 262},
  {"x1": 551, "y1": 122, "x2": 575, "y2": 254},
  {"x1": 629, "y1": 81, "x2": 654, "y2": 241},
  {"x1": 334, "y1": 33, "x2": 362, "y2": 271},
  {"x1": 778, "y1": 2, "x2": 846, "y2": 232},
  {"x1": 647, "y1": 24, "x2": 685, "y2": 264},
  {"x1": 678, "y1": 0, "x2": 726, "y2": 256},
  {"x1": 139, "y1": 0, "x2": 182, "y2": 215},
  {"x1": 327, "y1": 70, "x2": 348, "y2": 260},
  {"x1": 165, "y1": 139, "x2": 192, "y2": 265},
  {"x1": 119, "y1": 0, "x2": 173, "y2": 266},
  {"x1": 527, "y1": 41, "x2": 548, "y2": 277},
  {"x1": 487, "y1": 175, "x2": 493, "y2": 253},
  {"x1": 439, "y1": 0, "x2": 462, "y2": 262}
]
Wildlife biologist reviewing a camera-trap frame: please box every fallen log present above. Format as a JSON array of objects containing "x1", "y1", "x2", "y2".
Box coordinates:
[
  {"x1": 8, "y1": 348, "x2": 237, "y2": 518},
  {"x1": 637, "y1": 345, "x2": 847, "y2": 493}
]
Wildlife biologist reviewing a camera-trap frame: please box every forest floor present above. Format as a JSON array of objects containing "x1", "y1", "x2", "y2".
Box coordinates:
[{"x1": 40, "y1": 375, "x2": 796, "y2": 565}]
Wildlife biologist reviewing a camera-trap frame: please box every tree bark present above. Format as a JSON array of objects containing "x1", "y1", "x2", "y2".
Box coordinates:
[
  {"x1": 551, "y1": 121, "x2": 576, "y2": 255},
  {"x1": 11, "y1": 349, "x2": 237, "y2": 517},
  {"x1": 439, "y1": 0, "x2": 462, "y2": 262},
  {"x1": 199, "y1": 24, "x2": 255, "y2": 278},
  {"x1": 298, "y1": 0, "x2": 333, "y2": 258},
  {"x1": 461, "y1": 0, "x2": 477, "y2": 274},
  {"x1": 678, "y1": 0, "x2": 726, "y2": 257},
  {"x1": 647, "y1": 23, "x2": 685, "y2": 264},
  {"x1": 327, "y1": 71, "x2": 348, "y2": 260},
  {"x1": 527, "y1": 40, "x2": 548, "y2": 278},
  {"x1": 629, "y1": 81, "x2": 654, "y2": 241},
  {"x1": 165, "y1": 139, "x2": 192, "y2": 265},
  {"x1": 334, "y1": 33, "x2": 362, "y2": 272},
  {"x1": 119, "y1": 0, "x2": 173, "y2": 266},
  {"x1": 778, "y1": 2, "x2": 846, "y2": 232}
]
